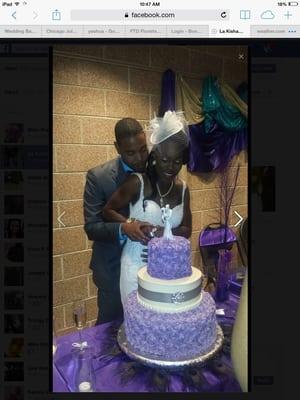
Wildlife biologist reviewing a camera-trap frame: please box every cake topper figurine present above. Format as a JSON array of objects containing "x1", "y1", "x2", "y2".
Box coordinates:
[{"x1": 161, "y1": 204, "x2": 173, "y2": 240}]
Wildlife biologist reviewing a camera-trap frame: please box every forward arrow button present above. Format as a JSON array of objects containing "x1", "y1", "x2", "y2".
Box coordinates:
[{"x1": 233, "y1": 211, "x2": 243, "y2": 227}]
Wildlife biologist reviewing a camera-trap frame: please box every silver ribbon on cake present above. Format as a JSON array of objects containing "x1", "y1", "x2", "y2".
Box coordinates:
[{"x1": 138, "y1": 285, "x2": 201, "y2": 304}]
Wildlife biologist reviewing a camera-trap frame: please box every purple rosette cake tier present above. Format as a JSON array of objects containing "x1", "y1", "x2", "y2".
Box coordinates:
[
  {"x1": 148, "y1": 236, "x2": 192, "y2": 279},
  {"x1": 124, "y1": 291, "x2": 217, "y2": 360}
]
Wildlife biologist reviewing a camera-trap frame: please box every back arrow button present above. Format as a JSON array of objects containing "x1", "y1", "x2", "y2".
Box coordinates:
[
  {"x1": 57, "y1": 211, "x2": 66, "y2": 227},
  {"x1": 12, "y1": 11, "x2": 17, "y2": 19}
]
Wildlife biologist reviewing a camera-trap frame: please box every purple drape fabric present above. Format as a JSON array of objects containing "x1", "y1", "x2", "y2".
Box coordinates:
[
  {"x1": 159, "y1": 68, "x2": 176, "y2": 116},
  {"x1": 158, "y1": 69, "x2": 248, "y2": 173},
  {"x1": 53, "y1": 294, "x2": 242, "y2": 392},
  {"x1": 187, "y1": 123, "x2": 248, "y2": 173}
]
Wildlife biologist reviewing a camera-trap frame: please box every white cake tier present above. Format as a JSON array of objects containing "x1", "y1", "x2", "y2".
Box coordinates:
[{"x1": 137, "y1": 266, "x2": 203, "y2": 313}]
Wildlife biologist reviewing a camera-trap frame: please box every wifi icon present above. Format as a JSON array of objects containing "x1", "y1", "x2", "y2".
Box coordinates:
[{"x1": 15, "y1": 1, "x2": 20, "y2": 5}]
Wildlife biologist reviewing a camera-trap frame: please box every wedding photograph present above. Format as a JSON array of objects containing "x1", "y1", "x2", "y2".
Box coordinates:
[{"x1": 52, "y1": 44, "x2": 248, "y2": 393}]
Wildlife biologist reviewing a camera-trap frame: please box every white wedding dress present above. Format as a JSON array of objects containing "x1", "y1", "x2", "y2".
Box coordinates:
[{"x1": 120, "y1": 172, "x2": 186, "y2": 305}]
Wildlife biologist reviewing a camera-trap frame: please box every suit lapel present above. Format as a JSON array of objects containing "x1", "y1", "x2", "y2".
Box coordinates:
[
  {"x1": 111, "y1": 157, "x2": 128, "y2": 188},
  {"x1": 110, "y1": 157, "x2": 130, "y2": 218}
]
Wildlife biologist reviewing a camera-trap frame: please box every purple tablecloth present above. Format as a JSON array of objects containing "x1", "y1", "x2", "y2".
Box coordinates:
[{"x1": 53, "y1": 293, "x2": 242, "y2": 392}]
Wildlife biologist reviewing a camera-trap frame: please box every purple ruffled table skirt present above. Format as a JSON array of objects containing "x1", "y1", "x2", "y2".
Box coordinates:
[{"x1": 53, "y1": 293, "x2": 242, "y2": 392}]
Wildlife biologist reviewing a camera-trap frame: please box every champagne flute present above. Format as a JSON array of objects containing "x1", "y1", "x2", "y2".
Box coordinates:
[{"x1": 73, "y1": 300, "x2": 87, "y2": 350}]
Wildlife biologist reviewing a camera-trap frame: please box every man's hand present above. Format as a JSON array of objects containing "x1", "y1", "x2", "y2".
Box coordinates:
[
  {"x1": 140, "y1": 225, "x2": 154, "y2": 237},
  {"x1": 144, "y1": 225, "x2": 164, "y2": 238},
  {"x1": 121, "y1": 220, "x2": 154, "y2": 243}
]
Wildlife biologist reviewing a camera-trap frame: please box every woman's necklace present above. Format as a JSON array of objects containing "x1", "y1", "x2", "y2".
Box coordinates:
[{"x1": 156, "y1": 181, "x2": 174, "y2": 207}]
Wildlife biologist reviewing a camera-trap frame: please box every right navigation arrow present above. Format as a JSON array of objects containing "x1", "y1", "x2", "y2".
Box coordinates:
[{"x1": 233, "y1": 211, "x2": 243, "y2": 227}]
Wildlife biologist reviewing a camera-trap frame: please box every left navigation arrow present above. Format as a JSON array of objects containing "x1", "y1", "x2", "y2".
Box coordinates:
[
  {"x1": 57, "y1": 211, "x2": 66, "y2": 227},
  {"x1": 12, "y1": 11, "x2": 17, "y2": 19}
]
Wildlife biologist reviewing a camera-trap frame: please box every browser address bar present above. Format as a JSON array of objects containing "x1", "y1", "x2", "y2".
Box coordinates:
[{"x1": 70, "y1": 9, "x2": 229, "y2": 21}]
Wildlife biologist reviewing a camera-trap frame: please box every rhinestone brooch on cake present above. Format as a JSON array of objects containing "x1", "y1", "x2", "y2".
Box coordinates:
[{"x1": 171, "y1": 291, "x2": 185, "y2": 304}]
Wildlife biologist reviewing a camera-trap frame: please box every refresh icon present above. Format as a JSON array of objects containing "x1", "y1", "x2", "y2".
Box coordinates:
[{"x1": 221, "y1": 11, "x2": 227, "y2": 18}]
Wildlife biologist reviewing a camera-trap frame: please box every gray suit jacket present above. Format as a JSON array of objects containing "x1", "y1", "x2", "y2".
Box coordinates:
[{"x1": 83, "y1": 157, "x2": 129, "y2": 292}]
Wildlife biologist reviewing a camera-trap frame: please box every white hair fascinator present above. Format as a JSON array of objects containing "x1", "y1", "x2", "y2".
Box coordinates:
[{"x1": 146, "y1": 110, "x2": 189, "y2": 150}]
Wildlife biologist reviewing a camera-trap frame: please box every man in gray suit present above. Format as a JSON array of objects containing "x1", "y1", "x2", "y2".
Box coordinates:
[{"x1": 84, "y1": 118, "x2": 150, "y2": 324}]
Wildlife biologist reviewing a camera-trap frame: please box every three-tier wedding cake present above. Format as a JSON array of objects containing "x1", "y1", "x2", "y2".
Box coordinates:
[{"x1": 123, "y1": 224, "x2": 218, "y2": 360}]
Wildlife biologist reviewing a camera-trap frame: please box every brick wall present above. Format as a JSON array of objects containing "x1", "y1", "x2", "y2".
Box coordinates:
[{"x1": 53, "y1": 45, "x2": 248, "y2": 335}]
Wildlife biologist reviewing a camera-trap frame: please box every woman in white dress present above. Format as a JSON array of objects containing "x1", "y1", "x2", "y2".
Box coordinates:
[{"x1": 103, "y1": 111, "x2": 192, "y2": 306}]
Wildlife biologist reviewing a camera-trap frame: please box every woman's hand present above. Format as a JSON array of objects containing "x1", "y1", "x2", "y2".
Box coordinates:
[
  {"x1": 141, "y1": 248, "x2": 148, "y2": 264},
  {"x1": 140, "y1": 225, "x2": 163, "y2": 264}
]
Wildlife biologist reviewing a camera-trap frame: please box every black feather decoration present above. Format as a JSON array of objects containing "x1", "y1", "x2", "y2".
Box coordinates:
[
  {"x1": 98, "y1": 321, "x2": 121, "y2": 355},
  {"x1": 118, "y1": 360, "x2": 148, "y2": 384},
  {"x1": 97, "y1": 350, "x2": 127, "y2": 369},
  {"x1": 219, "y1": 322, "x2": 233, "y2": 355},
  {"x1": 108, "y1": 343, "x2": 123, "y2": 357},
  {"x1": 96, "y1": 353, "x2": 117, "y2": 368},
  {"x1": 105, "y1": 320, "x2": 122, "y2": 338},
  {"x1": 148, "y1": 368, "x2": 170, "y2": 392},
  {"x1": 222, "y1": 334, "x2": 232, "y2": 354},
  {"x1": 94, "y1": 321, "x2": 125, "y2": 367},
  {"x1": 207, "y1": 356, "x2": 236, "y2": 389},
  {"x1": 99, "y1": 336, "x2": 117, "y2": 355},
  {"x1": 222, "y1": 343, "x2": 231, "y2": 356},
  {"x1": 93, "y1": 319, "x2": 240, "y2": 391},
  {"x1": 180, "y1": 366, "x2": 209, "y2": 392},
  {"x1": 220, "y1": 322, "x2": 233, "y2": 338}
]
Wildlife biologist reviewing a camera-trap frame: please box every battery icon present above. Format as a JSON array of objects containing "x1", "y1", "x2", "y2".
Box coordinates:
[{"x1": 288, "y1": 2, "x2": 298, "y2": 5}]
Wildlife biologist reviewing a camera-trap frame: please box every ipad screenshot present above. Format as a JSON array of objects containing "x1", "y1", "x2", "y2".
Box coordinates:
[{"x1": 0, "y1": 1, "x2": 288, "y2": 398}]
